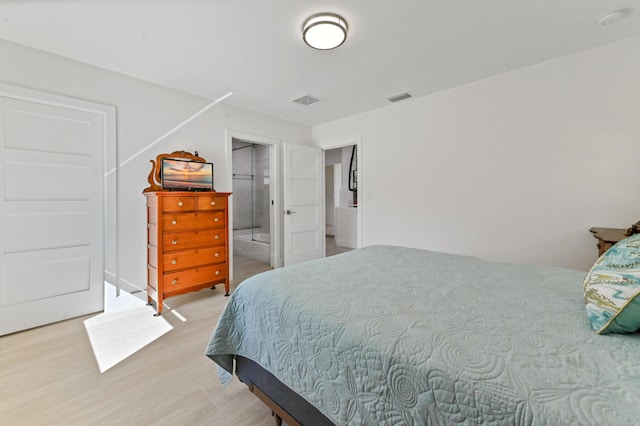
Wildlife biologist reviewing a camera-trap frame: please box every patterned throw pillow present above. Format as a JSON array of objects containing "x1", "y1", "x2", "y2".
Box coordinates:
[{"x1": 583, "y1": 233, "x2": 640, "y2": 334}]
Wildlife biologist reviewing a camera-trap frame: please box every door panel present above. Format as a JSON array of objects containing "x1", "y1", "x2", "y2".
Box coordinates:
[
  {"x1": 291, "y1": 230, "x2": 320, "y2": 252},
  {"x1": 290, "y1": 150, "x2": 319, "y2": 176},
  {"x1": 292, "y1": 179, "x2": 319, "y2": 200},
  {"x1": 4, "y1": 105, "x2": 93, "y2": 155},
  {"x1": 4, "y1": 254, "x2": 90, "y2": 305},
  {"x1": 0, "y1": 89, "x2": 107, "y2": 336},
  {"x1": 290, "y1": 205, "x2": 319, "y2": 227},
  {"x1": 4, "y1": 212, "x2": 91, "y2": 252},
  {"x1": 5, "y1": 161, "x2": 91, "y2": 200},
  {"x1": 283, "y1": 144, "x2": 323, "y2": 265}
]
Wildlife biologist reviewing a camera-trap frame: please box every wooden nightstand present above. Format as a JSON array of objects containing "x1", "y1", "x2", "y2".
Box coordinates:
[{"x1": 589, "y1": 227, "x2": 630, "y2": 256}]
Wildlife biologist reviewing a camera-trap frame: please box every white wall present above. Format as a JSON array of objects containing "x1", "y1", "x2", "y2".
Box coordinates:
[
  {"x1": 313, "y1": 36, "x2": 640, "y2": 271},
  {"x1": 0, "y1": 38, "x2": 312, "y2": 292}
]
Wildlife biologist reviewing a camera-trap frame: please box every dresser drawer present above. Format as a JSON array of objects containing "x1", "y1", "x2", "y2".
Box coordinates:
[
  {"x1": 163, "y1": 264, "x2": 227, "y2": 290},
  {"x1": 196, "y1": 195, "x2": 227, "y2": 211},
  {"x1": 163, "y1": 229, "x2": 226, "y2": 251},
  {"x1": 162, "y1": 211, "x2": 225, "y2": 231},
  {"x1": 162, "y1": 247, "x2": 225, "y2": 272},
  {"x1": 162, "y1": 196, "x2": 195, "y2": 212}
]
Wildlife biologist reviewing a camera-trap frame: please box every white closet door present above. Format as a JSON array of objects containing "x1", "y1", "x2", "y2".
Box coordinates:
[
  {"x1": 0, "y1": 86, "x2": 108, "y2": 335},
  {"x1": 283, "y1": 143, "x2": 324, "y2": 265}
]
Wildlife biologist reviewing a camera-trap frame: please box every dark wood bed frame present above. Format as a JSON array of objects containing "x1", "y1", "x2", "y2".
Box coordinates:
[{"x1": 235, "y1": 356, "x2": 335, "y2": 426}]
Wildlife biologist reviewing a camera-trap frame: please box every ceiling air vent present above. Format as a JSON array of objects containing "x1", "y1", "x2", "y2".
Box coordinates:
[
  {"x1": 291, "y1": 94, "x2": 321, "y2": 106},
  {"x1": 386, "y1": 91, "x2": 413, "y2": 103}
]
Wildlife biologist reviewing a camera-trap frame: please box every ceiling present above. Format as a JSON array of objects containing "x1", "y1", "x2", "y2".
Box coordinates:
[{"x1": 0, "y1": 0, "x2": 638, "y2": 126}]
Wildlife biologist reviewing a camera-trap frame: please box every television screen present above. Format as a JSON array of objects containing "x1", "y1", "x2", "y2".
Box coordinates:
[{"x1": 161, "y1": 158, "x2": 214, "y2": 191}]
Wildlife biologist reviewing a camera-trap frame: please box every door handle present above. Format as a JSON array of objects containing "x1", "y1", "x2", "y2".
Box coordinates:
[{"x1": 285, "y1": 210, "x2": 296, "y2": 215}]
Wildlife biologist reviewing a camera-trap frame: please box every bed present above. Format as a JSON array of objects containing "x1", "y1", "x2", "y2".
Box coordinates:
[{"x1": 205, "y1": 245, "x2": 640, "y2": 425}]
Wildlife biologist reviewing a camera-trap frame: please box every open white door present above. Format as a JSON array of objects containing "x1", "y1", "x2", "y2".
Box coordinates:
[
  {"x1": 283, "y1": 144, "x2": 324, "y2": 266},
  {"x1": 0, "y1": 85, "x2": 108, "y2": 336}
]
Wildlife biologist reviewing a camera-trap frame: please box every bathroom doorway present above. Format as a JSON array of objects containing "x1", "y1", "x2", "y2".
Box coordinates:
[{"x1": 231, "y1": 136, "x2": 276, "y2": 282}]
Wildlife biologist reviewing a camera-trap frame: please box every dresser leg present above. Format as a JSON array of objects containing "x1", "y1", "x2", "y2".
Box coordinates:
[{"x1": 153, "y1": 302, "x2": 163, "y2": 316}]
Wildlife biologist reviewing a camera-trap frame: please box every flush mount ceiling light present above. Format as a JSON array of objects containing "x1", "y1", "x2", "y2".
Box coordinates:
[{"x1": 302, "y1": 13, "x2": 348, "y2": 50}]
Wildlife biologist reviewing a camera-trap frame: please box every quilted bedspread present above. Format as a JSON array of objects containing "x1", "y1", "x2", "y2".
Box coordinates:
[{"x1": 205, "y1": 245, "x2": 640, "y2": 425}]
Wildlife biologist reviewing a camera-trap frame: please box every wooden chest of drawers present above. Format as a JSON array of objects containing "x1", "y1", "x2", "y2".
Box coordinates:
[{"x1": 145, "y1": 191, "x2": 231, "y2": 315}]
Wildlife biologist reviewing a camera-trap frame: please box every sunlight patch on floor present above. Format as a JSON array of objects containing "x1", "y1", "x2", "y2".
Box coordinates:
[{"x1": 83, "y1": 283, "x2": 173, "y2": 373}]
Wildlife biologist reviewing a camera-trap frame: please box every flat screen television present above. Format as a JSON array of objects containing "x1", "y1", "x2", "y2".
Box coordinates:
[{"x1": 161, "y1": 158, "x2": 214, "y2": 191}]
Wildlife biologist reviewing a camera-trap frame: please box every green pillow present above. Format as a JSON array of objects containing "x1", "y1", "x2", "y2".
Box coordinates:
[{"x1": 583, "y1": 233, "x2": 640, "y2": 334}]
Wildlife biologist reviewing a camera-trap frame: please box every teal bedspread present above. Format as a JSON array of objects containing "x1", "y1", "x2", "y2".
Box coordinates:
[{"x1": 205, "y1": 245, "x2": 640, "y2": 425}]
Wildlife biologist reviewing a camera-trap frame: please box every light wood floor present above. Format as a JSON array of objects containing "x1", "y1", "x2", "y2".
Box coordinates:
[
  {"x1": 0, "y1": 240, "x2": 353, "y2": 426},
  {"x1": 0, "y1": 256, "x2": 275, "y2": 426},
  {"x1": 326, "y1": 235, "x2": 352, "y2": 257}
]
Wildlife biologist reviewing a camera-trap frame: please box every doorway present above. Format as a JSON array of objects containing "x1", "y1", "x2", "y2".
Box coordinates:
[
  {"x1": 229, "y1": 132, "x2": 279, "y2": 284},
  {"x1": 232, "y1": 139, "x2": 271, "y2": 263},
  {"x1": 324, "y1": 144, "x2": 358, "y2": 257}
]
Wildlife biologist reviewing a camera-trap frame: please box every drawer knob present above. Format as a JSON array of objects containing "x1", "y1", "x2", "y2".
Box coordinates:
[
  {"x1": 171, "y1": 220, "x2": 177, "y2": 225},
  {"x1": 210, "y1": 201, "x2": 216, "y2": 206},
  {"x1": 215, "y1": 271, "x2": 221, "y2": 275},
  {"x1": 214, "y1": 253, "x2": 220, "y2": 257},
  {"x1": 172, "y1": 240, "x2": 178, "y2": 245},
  {"x1": 214, "y1": 218, "x2": 219, "y2": 222},
  {"x1": 214, "y1": 235, "x2": 220, "y2": 240},
  {"x1": 172, "y1": 259, "x2": 177, "y2": 265},
  {"x1": 172, "y1": 280, "x2": 177, "y2": 285},
  {"x1": 177, "y1": 201, "x2": 183, "y2": 207}
]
